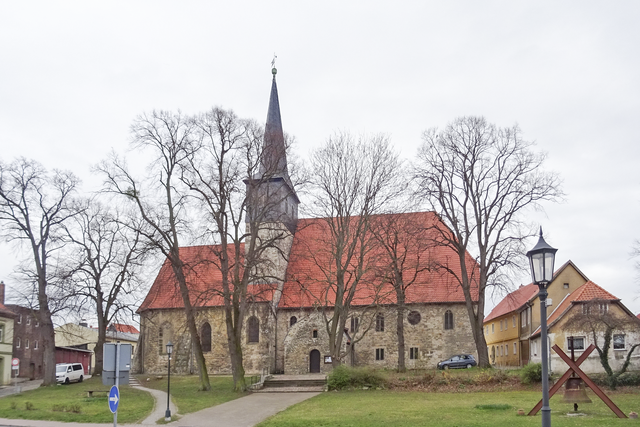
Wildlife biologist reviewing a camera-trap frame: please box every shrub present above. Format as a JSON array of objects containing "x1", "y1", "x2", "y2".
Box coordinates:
[
  {"x1": 327, "y1": 365, "x2": 386, "y2": 390},
  {"x1": 25, "y1": 401, "x2": 35, "y2": 410},
  {"x1": 520, "y1": 363, "x2": 542, "y2": 384}
]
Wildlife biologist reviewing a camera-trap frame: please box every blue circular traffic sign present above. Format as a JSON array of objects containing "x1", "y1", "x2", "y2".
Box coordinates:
[{"x1": 108, "y1": 385, "x2": 120, "y2": 413}]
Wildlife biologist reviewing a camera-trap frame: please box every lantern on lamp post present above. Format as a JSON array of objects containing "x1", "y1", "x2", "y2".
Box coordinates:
[
  {"x1": 165, "y1": 341, "x2": 174, "y2": 422},
  {"x1": 526, "y1": 228, "x2": 557, "y2": 427}
]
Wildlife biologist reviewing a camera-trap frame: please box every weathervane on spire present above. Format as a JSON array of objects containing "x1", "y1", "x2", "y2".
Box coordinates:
[{"x1": 271, "y1": 53, "x2": 277, "y2": 75}]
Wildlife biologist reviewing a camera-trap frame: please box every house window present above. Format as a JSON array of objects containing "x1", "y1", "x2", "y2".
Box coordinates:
[
  {"x1": 350, "y1": 317, "x2": 359, "y2": 333},
  {"x1": 500, "y1": 320, "x2": 503, "y2": 331},
  {"x1": 247, "y1": 316, "x2": 259, "y2": 343},
  {"x1": 513, "y1": 315, "x2": 516, "y2": 328},
  {"x1": 16, "y1": 337, "x2": 21, "y2": 348},
  {"x1": 376, "y1": 313, "x2": 385, "y2": 332},
  {"x1": 409, "y1": 347, "x2": 419, "y2": 360},
  {"x1": 34, "y1": 340, "x2": 39, "y2": 350},
  {"x1": 201, "y1": 322, "x2": 212, "y2": 353},
  {"x1": 0, "y1": 325, "x2": 3, "y2": 342},
  {"x1": 563, "y1": 282, "x2": 569, "y2": 289},
  {"x1": 613, "y1": 334, "x2": 625, "y2": 350},
  {"x1": 505, "y1": 344, "x2": 509, "y2": 356},
  {"x1": 568, "y1": 336, "x2": 585, "y2": 351},
  {"x1": 25, "y1": 339, "x2": 30, "y2": 349},
  {"x1": 312, "y1": 329, "x2": 318, "y2": 338},
  {"x1": 27, "y1": 317, "x2": 31, "y2": 326},
  {"x1": 513, "y1": 343, "x2": 517, "y2": 354},
  {"x1": 491, "y1": 323, "x2": 495, "y2": 333},
  {"x1": 35, "y1": 319, "x2": 39, "y2": 327},
  {"x1": 444, "y1": 310, "x2": 454, "y2": 330},
  {"x1": 375, "y1": 348, "x2": 385, "y2": 361},
  {"x1": 17, "y1": 314, "x2": 22, "y2": 324},
  {"x1": 407, "y1": 311, "x2": 421, "y2": 325},
  {"x1": 532, "y1": 341, "x2": 537, "y2": 357},
  {"x1": 289, "y1": 316, "x2": 297, "y2": 327}
]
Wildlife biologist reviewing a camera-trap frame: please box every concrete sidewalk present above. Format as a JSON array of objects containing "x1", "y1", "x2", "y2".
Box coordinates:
[{"x1": 170, "y1": 392, "x2": 319, "y2": 427}]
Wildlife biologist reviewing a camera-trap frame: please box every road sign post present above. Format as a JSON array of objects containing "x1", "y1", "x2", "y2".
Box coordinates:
[{"x1": 108, "y1": 385, "x2": 120, "y2": 414}]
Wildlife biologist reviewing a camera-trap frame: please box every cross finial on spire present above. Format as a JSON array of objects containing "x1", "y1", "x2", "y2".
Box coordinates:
[{"x1": 271, "y1": 53, "x2": 277, "y2": 76}]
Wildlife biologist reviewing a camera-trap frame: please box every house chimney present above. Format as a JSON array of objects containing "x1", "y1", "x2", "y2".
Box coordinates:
[
  {"x1": 79, "y1": 319, "x2": 88, "y2": 327},
  {"x1": 0, "y1": 281, "x2": 5, "y2": 305}
]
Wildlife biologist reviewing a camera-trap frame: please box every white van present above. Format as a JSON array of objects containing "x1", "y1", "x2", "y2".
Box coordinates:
[{"x1": 56, "y1": 363, "x2": 84, "y2": 384}]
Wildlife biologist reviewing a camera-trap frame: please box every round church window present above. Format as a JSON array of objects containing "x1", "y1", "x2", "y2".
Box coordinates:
[{"x1": 408, "y1": 310, "x2": 421, "y2": 325}]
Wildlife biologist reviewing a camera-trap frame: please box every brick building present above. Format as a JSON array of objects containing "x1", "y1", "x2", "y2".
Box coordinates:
[{"x1": 137, "y1": 70, "x2": 479, "y2": 376}]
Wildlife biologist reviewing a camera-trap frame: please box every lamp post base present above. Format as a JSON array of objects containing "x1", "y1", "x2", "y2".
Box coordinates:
[{"x1": 165, "y1": 409, "x2": 172, "y2": 422}]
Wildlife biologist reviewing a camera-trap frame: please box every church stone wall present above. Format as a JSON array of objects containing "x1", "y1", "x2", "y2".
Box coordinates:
[
  {"x1": 276, "y1": 303, "x2": 475, "y2": 373},
  {"x1": 139, "y1": 303, "x2": 274, "y2": 376}
]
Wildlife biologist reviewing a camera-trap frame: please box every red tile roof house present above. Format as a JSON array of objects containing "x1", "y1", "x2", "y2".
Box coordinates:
[
  {"x1": 136, "y1": 71, "x2": 480, "y2": 376},
  {"x1": 529, "y1": 280, "x2": 640, "y2": 374}
]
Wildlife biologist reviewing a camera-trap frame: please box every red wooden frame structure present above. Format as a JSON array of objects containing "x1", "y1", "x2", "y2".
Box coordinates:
[{"x1": 529, "y1": 344, "x2": 626, "y2": 418}]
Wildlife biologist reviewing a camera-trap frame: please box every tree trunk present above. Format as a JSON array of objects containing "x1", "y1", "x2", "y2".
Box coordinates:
[
  {"x1": 396, "y1": 296, "x2": 406, "y2": 373},
  {"x1": 172, "y1": 259, "x2": 211, "y2": 391}
]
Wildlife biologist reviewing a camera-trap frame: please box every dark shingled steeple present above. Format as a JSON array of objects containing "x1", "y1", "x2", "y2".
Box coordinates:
[
  {"x1": 245, "y1": 66, "x2": 299, "y2": 233},
  {"x1": 260, "y1": 68, "x2": 289, "y2": 179}
]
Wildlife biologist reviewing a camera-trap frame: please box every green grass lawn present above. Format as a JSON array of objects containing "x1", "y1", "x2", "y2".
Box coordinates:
[
  {"x1": 257, "y1": 389, "x2": 640, "y2": 427},
  {"x1": 137, "y1": 374, "x2": 248, "y2": 414},
  {"x1": 0, "y1": 376, "x2": 154, "y2": 423}
]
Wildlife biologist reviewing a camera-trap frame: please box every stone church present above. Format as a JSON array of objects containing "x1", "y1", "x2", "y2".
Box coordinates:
[{"x1": 137, "y1": 69, "x2": 478, "y2": 376}]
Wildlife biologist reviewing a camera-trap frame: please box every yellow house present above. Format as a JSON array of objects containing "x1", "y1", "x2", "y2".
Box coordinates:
[
  {"x1": 54, "y1": 322, "x2": 139, "y2": 373},
  {"x1": 530, "y1": 280, "x2": 640, "y2": 374},
  {"x1": 484, "y1": 260, "x2": 589, "y2": 367},
  {"x1": 484, "y1": 283, "x2": 537, "y2": 366}
]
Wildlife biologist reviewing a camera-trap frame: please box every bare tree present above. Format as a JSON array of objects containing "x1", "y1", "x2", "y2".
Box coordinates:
[
  {"x1": 563, "y1": 300, "x2": 640, "y2": 388},
  {"x1": 61, "y1": 198, "x2": 148, "y2": 375},
  {"x1": 182, "y1": 107, "x2": 294, "y2": 391},
  {"x1": 0, "y1": 158, "x2": 80, "y2": 385},
  {"x1": 305, "y1": 132, "x2": 401, "y2": 366},
  {"x1": 98, "y1": 110, "x2": 212, "y2": 391},
  {"x1": 370, "y1": 212, "x2": 435, "y2": 372},
  {"x1": 413, "y1": 116, "x2": 562, "y2": 368}
]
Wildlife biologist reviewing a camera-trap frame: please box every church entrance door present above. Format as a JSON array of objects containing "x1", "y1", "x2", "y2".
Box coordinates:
[{"x1": 309, "y1": 349, "x2": 320, "y2": 373}]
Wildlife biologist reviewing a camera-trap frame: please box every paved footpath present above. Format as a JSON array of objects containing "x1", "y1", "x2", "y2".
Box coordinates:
[{"x1": 0, "y1": 381, "x2": 318, "y2": 427}]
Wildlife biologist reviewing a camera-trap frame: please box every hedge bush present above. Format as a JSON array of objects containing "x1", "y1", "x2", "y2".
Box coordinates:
[
  {"x1": 520, "y1": 363, "x2": 543, "y2": 384},
  {"x1": 327, "y1": 365, "x2": 386, "y2": 390}
]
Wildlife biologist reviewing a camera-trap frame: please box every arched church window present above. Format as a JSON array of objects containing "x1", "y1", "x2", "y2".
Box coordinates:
[
  {"x1": 375, "y1": 313, "x2": 384, "y2": 332},
  {"x1": 289, "y1": 316, "x2": 297, "y2": 327},
  {"x1": 159, "y1": 324, "x2": 173, "y2": 354},
  {"x1": 407, "y1": 311, "x2": 421, "y2": 325},
  {"x1": 247, "y1": 316, "x2": 259, "y2": 343},
  {"x1": 201, "y1": 322, "x2": 212, "y2": 353},
  {"x1": 444, "y1": 310, "x2": 454, "y2": 330}
]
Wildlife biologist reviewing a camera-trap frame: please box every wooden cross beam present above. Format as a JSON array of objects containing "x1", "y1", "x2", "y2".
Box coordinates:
[
  {"x1": 528, "y1": 343, "x2": 627, "y2": 418},
  {"x1": 528, "y1": 344, "x2": 594, "y2": 416}
]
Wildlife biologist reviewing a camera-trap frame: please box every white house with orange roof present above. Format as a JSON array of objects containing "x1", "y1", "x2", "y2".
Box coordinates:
[{"x1": 529, "y1": 280, "x2": 640, "y2": 374}]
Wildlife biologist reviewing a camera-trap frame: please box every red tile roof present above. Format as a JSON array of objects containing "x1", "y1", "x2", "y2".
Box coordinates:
[
  {"x1": 139, "y1": 212, "x2": 480, "y2": 312},
  {"x1": 138, "y1": 244, "x2": 277, "y2": 312},
  {"x1": 532, "y1": 280, "x2": 619, "y2": 336},
  {"x1": 484, "y1": 283, "x2": 538, "y2": 323},
  {"x1": 109, "y1": 324, "x2": 140, "y2": 334}
]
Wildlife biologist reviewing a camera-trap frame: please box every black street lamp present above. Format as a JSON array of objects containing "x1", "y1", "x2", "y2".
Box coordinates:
[
  {"x1": 165, "y1": 341, "x2": 174, "y2": 422},
  {"x1": 526, "y1": 228, "x2": 557, "y2": 427}
]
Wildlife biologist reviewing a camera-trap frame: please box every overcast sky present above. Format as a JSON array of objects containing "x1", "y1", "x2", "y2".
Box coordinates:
[{"x1": 1, "y1": 1, "x2": 639, "y2": 317}]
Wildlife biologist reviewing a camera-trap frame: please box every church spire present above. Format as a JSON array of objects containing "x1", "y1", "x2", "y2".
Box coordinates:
[{"x1": 260, "y1": 66, "x2": 289, "y2": 178}]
